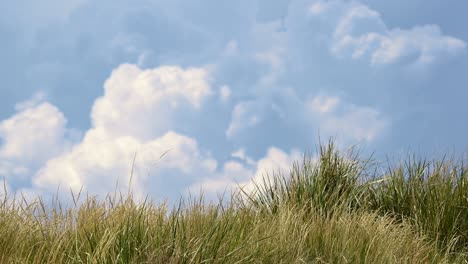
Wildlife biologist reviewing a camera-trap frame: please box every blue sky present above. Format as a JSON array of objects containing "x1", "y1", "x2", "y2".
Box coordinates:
[{"x1": 1, "y1": 0, "x2": 467, "y2": 203}]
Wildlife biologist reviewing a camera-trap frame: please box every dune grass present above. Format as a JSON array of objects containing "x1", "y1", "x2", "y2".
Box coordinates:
[{"x1": 0, "y1": 140, "x2": 467, "y2": 263}]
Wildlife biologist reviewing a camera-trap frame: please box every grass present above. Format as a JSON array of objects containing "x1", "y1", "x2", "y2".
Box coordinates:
[{"x1": 0, "y1": 140, "x2": 467, "y2": 263}]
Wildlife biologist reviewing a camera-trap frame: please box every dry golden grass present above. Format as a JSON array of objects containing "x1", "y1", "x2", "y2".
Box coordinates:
[{"x1": 0, "y1": 140, "x2": 466, "y2": 263}]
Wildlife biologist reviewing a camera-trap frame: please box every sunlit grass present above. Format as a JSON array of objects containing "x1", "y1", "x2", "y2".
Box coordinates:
[{"x1": 0, "y1": 140, "x2": 467, "y2": 263}]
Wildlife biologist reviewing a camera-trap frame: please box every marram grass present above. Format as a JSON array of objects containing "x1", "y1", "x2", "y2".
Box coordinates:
[{"x1": 0, "y1": 140, "x2": 467, "y2": 263}]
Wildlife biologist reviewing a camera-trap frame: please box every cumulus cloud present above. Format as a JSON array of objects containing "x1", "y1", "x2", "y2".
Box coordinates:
[
  {"x1": 1, "y1": 0, "x2": 465, "y2": 204},
  {"x1": 190, "y1": 161, "x2": 254, "y2": 197},
  {"x1": 0, "y1": 95, "x2": 75, "y2": 183},
  {"x1": 92, "y1": 63, "x2": 213, "y2": 139},
  {"x1": 27, "y1": 63, "x2": 218, "y2": 200},
  {"x1": 304, "y1": 0, "x2": 466, "y2": 66},
  {"x1": 0, "y1": 62, "x2": 311, "y2": 204},
  {"x1": 190, "y1": 146, "x2": 302, "y2": 199},
  {"x1": 239, "y1": 147, "x2": 303, "y2": 194},
  {"x1": 33, "y1": 129, "x2": 217, "y2": 200},
  {"x1": 0, "y1": 62, "x2": 387, "y2": 205}
]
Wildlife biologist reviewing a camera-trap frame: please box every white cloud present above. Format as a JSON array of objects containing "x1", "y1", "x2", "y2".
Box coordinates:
[
  {"x1": 5, "y1": 0, "x2": 465, "y2": 204},
  {"x1": 307, "y1": 0, "x2": 466, "y2": 66},
  {"x1": 191, "y1": 161, "x2": 254, "y2": 196},
  {"x1": 0, "y1": 64, "x2": 386, "y2": 205},
  {"x1": 4, "y1": 59, "x2": 303, "y2": 207},
  {"x1": 0, "y1": 103, "x2": 65, "y2": 161},
  {"x1": 0, "y1": 63, "x2": 219, "y2": 203},
  {"x1": 33, "y1": 128, "x2": 217, "y2": 200},
  {"x1": 252, "y1": 147, "x2": 303, "y2": 181},
  {"x1": 92, "y1": 63, "x2": 213, "y2": 139},
  {"x1": 0, "y1": 96, "x2": 74, "y2": 180},
  {"x1": 190, "y1": 146, "x2": 302, "y2": 199},
  {"x1": 26, "y1": 63, "x2": 217, "y2": 200},
  {"x1": 14, "y1": 92, "x2": 48, "y2": 111},
  {"x1": 239, "y1": 147, "x2": 303, "y2": 194}
]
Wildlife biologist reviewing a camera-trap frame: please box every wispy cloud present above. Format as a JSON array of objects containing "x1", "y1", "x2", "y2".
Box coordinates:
[
  {"x1": 226, "y1": 101, "x2": 262, "y2": 139},
  {"x1": 305, "y1": 0, "x2": 466, "y2": 66},
  {"x1": 306, "y1": 95, "x2": 387, "y2": 142}
]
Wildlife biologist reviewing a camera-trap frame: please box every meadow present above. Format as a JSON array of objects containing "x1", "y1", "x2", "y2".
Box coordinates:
[{"x1": 0, "y1": 140, "x2": 467, "y2": 263}]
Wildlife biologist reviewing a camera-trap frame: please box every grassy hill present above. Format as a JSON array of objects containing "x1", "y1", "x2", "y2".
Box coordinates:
[{"x1": 1, "y1": 141, "x2": 467, "y2": 263}]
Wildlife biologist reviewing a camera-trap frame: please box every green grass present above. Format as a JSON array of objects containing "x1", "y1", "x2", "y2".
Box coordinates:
[{"x1": 0, "y1": 140, "x2": 467, "y2": 263}]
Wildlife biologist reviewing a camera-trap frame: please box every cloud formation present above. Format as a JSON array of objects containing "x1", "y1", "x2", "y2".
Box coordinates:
[
  {"x1": 30, "y1": 64, "x2": 217, "y2": 201},
  {"x1": 34, "y1": 129, "x2": 217, "y2": 201},
  {"x1": 191, "y1": 146, "x2": 303, "y2": 198},
  {"x1": 0, "y1": 96, "x2": 75, "y2": 185},
  {"x1": 26, "y1": 62, "x2": 306, "y2": 203},
  {"x1": 2, "y1": 63, "x2": 295, "y2": 203},
  {"x1": 92, "y1": 63, "x2": 213, "y2": 140},
  {"x1": 0, "y1": 0, "x2": 466, "y2": 204},
  {"x1": 304, "y1": 0, "x2": 466, "y2": 66}
]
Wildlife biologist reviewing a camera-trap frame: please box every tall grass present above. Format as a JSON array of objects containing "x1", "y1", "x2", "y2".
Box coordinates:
[
  {"x1": 366, "y1": 155, "x2": 468, "y2": 253},
  {"x1": 239, "y1": 141, "x2": 370, "y2": 215},
  {"x1": 0, "y1": 140, "x2": 467, "y2": 263}
]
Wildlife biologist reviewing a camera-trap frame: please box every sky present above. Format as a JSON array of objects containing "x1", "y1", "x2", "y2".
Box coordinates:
[{"x1": 1, "y1": 0, "x2": 467, "y2": 204}]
